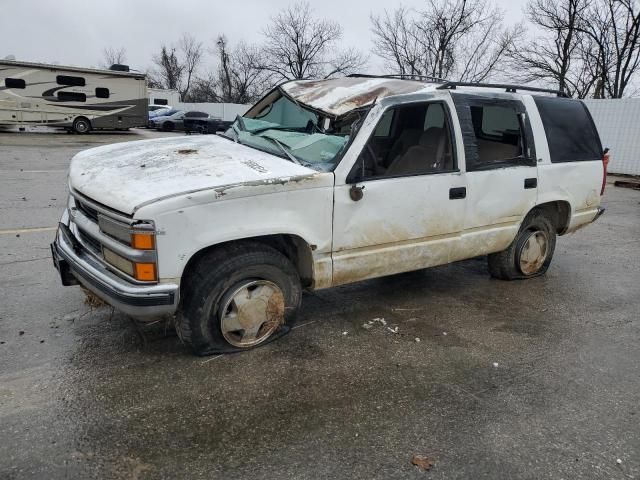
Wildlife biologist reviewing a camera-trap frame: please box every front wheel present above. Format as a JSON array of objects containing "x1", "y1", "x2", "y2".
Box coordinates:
[
  {"x1": 488, "y1": 210, "x2": 557, "y2": 280},
  {"x1": 176, "y1": 242, "x2": 302, "y2": 355}
]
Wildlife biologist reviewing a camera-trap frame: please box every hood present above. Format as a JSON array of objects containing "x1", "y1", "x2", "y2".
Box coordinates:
[{"x1": 69, "y1": 135, "x2": 316, "y2": 215}]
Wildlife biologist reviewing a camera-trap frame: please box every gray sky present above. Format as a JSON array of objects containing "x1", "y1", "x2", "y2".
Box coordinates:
[{"x1": 1, "y1": 0, "x2": 529, "y2": 74}]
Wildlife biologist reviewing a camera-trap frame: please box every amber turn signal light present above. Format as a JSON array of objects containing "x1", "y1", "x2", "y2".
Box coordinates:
[
  {"x1": 131, "y1": 232, "x2": 155, "y2": 250},
  {"x1": 134, "y1": 262, "x2": 157, "y2": 281}
]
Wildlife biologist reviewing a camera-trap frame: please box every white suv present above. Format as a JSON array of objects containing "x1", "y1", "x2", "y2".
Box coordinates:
[{"x1": 51, "y1": 75, "x2": 607, "y2": 355}]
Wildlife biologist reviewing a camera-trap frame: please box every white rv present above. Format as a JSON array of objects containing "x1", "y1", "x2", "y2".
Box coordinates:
[
  {"x1": 0, "y1": 60, "x2": 148, "y2": 133},
  {"x1": 148, "y1": 87, "x2": 180, "y2": 108}
]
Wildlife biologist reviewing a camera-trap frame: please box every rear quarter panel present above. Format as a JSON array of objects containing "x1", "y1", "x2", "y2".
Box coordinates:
[{"x1": 522, "y1": 95, "x2": 602, "y2": 233}]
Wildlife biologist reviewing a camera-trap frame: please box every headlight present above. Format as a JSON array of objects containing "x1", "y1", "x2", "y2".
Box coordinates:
[{"x1": 98, "y1": 215, "x2": 158, "y2": 282}]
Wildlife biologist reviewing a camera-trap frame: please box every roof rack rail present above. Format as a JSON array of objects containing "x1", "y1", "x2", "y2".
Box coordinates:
[
  {"x1": 348, "y1": 73, "x2": 448, "y2": 84},
  {"x1": 436, "y1": 81, "x2": 569, "y2": 98}
]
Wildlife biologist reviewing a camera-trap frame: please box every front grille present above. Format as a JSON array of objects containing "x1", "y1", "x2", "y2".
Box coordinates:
[
  {"x1": 75, "y1": 199, "x2": 99, "y2": 222},
  {"x1": 77, "y1": 228, "x2": 102, "y2": 255}
]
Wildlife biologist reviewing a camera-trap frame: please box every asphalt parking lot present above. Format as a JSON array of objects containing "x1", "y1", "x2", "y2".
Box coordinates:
[{"x1": 1, "y1": 129, "x2": 639, "y2": 480}]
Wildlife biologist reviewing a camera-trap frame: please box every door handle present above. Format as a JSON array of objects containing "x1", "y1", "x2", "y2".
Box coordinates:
[
  {"x1": 524, "y1": 178, "x2": 537, "y2": 189},
  {"x1": 449, "y1": 187, "x2": 466, "y2": 200}
]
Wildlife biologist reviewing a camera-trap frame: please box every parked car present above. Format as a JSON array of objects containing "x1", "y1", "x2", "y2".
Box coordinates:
[
  {"x1": 52, "y1": 75, "x2": 607, "y2": 355},
  {"x1": 148, "y1": 109, "x2": 184, "y2": 130},
  {"x1": 149, "y1": 110, "x2": 210, "y2": 132},
  {"x1": 184, "y1": 114, "x2": 233, "y2": 134},
  {"x1": 149, "y1": 104, "x2": 172, "y2": 112}
]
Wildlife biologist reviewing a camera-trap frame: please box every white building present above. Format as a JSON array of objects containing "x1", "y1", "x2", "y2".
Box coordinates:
[{"x1": 584, "y1": 98, "x2": 640, "y2": 176}]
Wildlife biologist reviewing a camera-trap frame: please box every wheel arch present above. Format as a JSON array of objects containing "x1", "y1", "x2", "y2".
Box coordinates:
[
  {"x1": 73, "y1": 116, "x2": 92, "y2": 132},
  {"x1": 180, "y1": 234, "x2": 316, "y2": 292},
  {"x1": 527, "y1": 200, "x2": 572, "y2": 235}
]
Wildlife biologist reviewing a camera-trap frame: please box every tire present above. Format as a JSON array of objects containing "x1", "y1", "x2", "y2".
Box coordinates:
[
  {"x1": 488, "y1": 210, "x2": 557, "y2": 280},
  {"x1": 162, "y1": 121, "x2": 174, "y2": 132},
  {"x1": 176, "y1": 242, "x2": 302, "y2": 355},
  {"x1": 72, "y1": 117, "x2": 91, "y2": 134}
]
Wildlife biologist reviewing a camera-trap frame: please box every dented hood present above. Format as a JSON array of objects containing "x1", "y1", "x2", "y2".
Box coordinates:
[{"x1": 69, "y1": 135, "x2": 316, "y2": 215}]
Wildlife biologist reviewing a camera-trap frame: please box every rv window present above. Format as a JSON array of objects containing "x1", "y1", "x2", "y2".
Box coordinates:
[
  {"x1": 57, "y1": 91, "x2": 87, "y2": 102},
  {"x1": 95, "y1": 88, "x2": 110, "y2": 98},
  {"x1": 154, "y1": 99, "x2": 168, "y2": 105},
  {"x1": 5, "y1": 78, "x2": 26, "y2": 89},
  {"x1": 56, "y1": 75, "x2": 86, "y2": 87}
]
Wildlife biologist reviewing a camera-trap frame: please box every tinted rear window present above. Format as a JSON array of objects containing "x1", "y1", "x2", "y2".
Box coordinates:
[{"x1": 534, "y1": 97, "x2": 602, "y2": 163}]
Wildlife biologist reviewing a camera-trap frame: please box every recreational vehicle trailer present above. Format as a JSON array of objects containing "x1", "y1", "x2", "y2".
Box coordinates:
[
  {"x1": 0, "y1": 60, "x2": 148, "y2": 133},
  {"x1": 148, "y1": 87, "x2": 180, "y2": 108}
]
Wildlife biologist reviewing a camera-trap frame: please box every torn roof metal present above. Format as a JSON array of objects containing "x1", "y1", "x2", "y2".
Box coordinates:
[{"x1": 281, "y1": 77, "x2": 434, "y2": 117}]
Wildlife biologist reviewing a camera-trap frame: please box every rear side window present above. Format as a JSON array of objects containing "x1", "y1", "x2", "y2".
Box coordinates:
[
  {"x1": 534, "y1": 97, "x2": 602, "y2": 162},
  {"x1": 56, "y1": 75, "x2": 85, "y2": 87},
  {"x1": 5, "y1": 78, "x2": 26, "y2": 89},
  {"x1": 452, "y1": 93, "x2": 536, "y2": 171}
]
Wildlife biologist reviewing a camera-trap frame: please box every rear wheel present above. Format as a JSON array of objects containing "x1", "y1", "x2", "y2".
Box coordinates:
[
  {"x1": 72, "y1": 117, "x2": 91, "y2": 134},
  {"x1": 176, "y1": 242, "x2": 302, "y2": 355},
  {"x1": 162, "y1": 121, "x2": 174, "y2": 132},
  {"x1": 488, "y1": 210, "x2": 556, "y2": 280}
]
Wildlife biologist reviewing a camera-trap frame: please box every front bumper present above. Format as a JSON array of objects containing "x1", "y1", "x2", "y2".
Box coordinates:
[{"x1": 51, "y1": 212, "x2": 179, "y2": 318}]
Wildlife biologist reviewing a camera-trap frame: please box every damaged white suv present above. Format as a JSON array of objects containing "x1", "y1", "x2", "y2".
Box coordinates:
[{"x1": 52, "y1": 76, "x2": 607, "y2": 355}]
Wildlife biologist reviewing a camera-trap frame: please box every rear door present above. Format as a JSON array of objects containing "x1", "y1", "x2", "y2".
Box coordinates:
[{"x1": 449, "y1": 93, "x2": 538, "y2": 261}]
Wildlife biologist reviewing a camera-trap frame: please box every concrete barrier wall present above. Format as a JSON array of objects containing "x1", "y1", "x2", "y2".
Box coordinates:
[{"x1": 584, "y1": 99, "x2": 640, "y2": 176}]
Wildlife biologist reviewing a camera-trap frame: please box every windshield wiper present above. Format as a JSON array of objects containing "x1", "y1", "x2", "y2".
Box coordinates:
[{"x1": 264, "y1": 137, "x2": 302, "y2": 165}]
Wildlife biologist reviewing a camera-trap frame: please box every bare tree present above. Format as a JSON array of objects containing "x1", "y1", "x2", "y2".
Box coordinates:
[
  {"x1": 100, "y1": 46, "x2": 126, "y2": 68},
  {"x1": 371, "y1": 7, "x2": 429, "y2": 78},
  {"x1": 507, "y1": 0, "x2": 593, "y2": 96},
  {"x1": 508, "y1": 0, "x2": 640, "y2": 98},
  {"x1": 178, "y1": 34, "x2": 204, "y2": 101},
  {"x1": 149, "y1": 46, "x2": 183, "y2": 91},
  {"x1": 149, "y1": 34, "x2": 204, "y2": 100},
  {"x1": 261, "y1": 2, "x2": 366, "y2": 80},
  {"x1": 580, "y1": 0, "x2": 640, "y2": 98},
  {"x1": 371, "y1": 0, "x2": 518, "y2": 82}
]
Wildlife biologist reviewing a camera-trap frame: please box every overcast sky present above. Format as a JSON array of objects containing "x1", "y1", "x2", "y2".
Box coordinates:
[{"x1": 1, "y1": 0, "x2": 529, "y2": 74}]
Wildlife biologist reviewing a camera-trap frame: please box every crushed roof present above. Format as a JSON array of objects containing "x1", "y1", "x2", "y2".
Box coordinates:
[{"x1": 280, "y1": 77, "x2": 434, "y2": 117}]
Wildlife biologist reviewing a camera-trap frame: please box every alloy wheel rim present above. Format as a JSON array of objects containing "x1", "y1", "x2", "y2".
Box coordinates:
[{"x1": 220, "y1": 280, "x2": 285, "y2": 348}]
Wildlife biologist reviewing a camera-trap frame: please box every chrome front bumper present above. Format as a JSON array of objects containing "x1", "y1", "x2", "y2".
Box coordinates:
[{"x1": 51, "y1": 210, "x2": 179, "y2": 318}]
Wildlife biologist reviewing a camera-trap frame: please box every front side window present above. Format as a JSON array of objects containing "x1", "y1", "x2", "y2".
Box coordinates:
[{"x1": 350, "y1": 102, "x2": 456, "y2": 180}]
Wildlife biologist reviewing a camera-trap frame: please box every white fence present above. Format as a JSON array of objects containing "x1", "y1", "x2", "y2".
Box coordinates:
[
  {"x1": 584, "y1": 99, "x2": 640, "y2": 176},
  {"x1": 176, "y1": 102, "x2": 250, "y2": 122}
]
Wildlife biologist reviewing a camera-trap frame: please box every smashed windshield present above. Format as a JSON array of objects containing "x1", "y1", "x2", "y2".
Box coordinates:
[{"x1": 225, "y1": 89, "x2": 364, "y2": 172}]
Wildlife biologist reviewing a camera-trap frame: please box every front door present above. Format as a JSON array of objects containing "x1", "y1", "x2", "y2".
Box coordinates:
[
  {"x1": 448, "y1": 93, "x2": 539, "y2": 261},
  {"x1": 331, "y1": 100, "x2": 466, "y2": 286}
]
